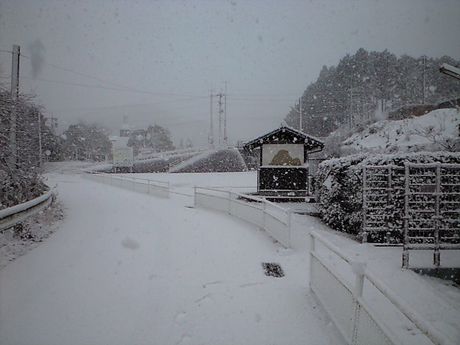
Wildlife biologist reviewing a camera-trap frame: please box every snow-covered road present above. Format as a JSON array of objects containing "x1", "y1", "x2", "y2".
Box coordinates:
[{"x1": 0, "y1": 170, "x2": 341, "y2": 345}]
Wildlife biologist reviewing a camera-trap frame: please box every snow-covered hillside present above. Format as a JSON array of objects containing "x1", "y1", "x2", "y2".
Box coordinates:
[{"x1": 342, "y1": 108, "x2": 459, "y2": 153}]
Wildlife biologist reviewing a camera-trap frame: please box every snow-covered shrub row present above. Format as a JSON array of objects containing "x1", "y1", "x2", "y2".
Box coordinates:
[
  {"x1": 0, "y1": 89, "x2": 48, "y2": 210},
  {"x1": 171, "y1": 149, "x2": 247, "y2": 173},
  {"x1": 134, "y1": 152, "x2": 197, "y2": 173},
  {"x1": 0, "y1": 169, "x2": 47, "y2": 210},
  {"x1": 87, "y1": 151, "x2": 199, "y2": 173},
  {"x1": 316, "y1": 151, "x2": 460, "y2": 241}
]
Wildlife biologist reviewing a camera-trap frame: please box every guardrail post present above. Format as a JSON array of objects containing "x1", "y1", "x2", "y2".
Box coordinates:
[{"x1": 351, "y1": 261, "x2": 366, "y2": 345}]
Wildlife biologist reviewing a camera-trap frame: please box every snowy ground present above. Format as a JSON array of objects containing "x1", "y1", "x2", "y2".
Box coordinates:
[
  {"x1": 0, "y1": 165, "x2": 341, "y2": 345},
  {"x1": 0, "y1": 201, "x2": 63, "y2": 269},
  {"x1": 1, "y1": 163, "x2": 459, "y2": 344},
  {"x1": 342, "y1": 108, "x2": 460, "y2": 153}
]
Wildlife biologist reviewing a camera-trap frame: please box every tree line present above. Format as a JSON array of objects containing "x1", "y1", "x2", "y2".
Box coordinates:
[
  {"x1": 285, "y1": 48, "x2": 460, "y2": 137},
  {"x1": 0, "y1": 85, "x2": 176, "y2": 207}
]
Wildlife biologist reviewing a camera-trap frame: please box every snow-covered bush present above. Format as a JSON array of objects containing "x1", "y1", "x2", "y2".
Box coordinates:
[
  {"x1": 0, "y1": 89, "x2": 48, "y2": 210},
  {"x1": 316, "y1": 151, "x2": 460, "y2": 241},
  {"x1": 0, "y1": 168, "x2": 47, "y2": 210},
  {"x1": 171, "y1": 149, "x2": 247, "y2": 173}
]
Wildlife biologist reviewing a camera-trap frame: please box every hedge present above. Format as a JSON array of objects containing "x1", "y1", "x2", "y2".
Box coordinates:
[{"x1": 316, "y1": 151, "x2": 460, "y2": 242}]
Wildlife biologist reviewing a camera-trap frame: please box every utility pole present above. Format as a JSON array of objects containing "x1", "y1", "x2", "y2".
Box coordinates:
[
  {"x1": 38, "y1": 110, "x2": 42, "y2": 168},
  {"x1": 209, "y1": 91, "x2": 214, "y2": 147},
  {"x1": 299, "y1": 97, "x2": 303, "y2": 132},
  {"x1": 217, "y1": 91, "x2": 224, "y2": 146},
  {"x1": 9, "y1": 44, "x2": 20, "y2": 167},
  {"x1": 223, "y1": 82, "x2": 228, "y2": 146},
  {"x1": 349, "y1": 88, "x2": 353, "y2": 129},
  {"x1": 422, "y1": 55, "x2": 426, "y2": 104},
  {"x1": 209, "y1": 86, "x2": 228, "y2": 147}
]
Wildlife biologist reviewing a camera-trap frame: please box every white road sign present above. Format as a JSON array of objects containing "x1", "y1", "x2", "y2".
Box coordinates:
[{"x1": 113, "y1": 147, "x2": 134, "y2": 167}]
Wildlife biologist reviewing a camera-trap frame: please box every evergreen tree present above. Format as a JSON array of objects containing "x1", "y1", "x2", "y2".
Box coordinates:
[
  {"x1": 146, "y1": 124, "x2": 175, "y2": 152},
  {"x1": 62, "y1": 122, "x2": 111, "y2": 161},
  {"x1": 286, "y1": 49, "x2": 460, "y2": 137}
]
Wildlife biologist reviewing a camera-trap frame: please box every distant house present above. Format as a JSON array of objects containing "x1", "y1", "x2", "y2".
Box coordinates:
[{"x1": 243, "y1": 125, "x2": 324, "y2": 198}]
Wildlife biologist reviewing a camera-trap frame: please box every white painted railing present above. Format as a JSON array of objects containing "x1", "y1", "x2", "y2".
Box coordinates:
[
  {"x1": 309, "y1": 231, "x2": 455, "y2": 345},
  {"x1": 194, "y1": 187, "x2": 292, "y2": 248},
  {"x1": 0, "y1": 189, "x2": 55, "y2": 231},
  {"x1": 84, "y1": 173, "x2": 170, "y2": 198}
]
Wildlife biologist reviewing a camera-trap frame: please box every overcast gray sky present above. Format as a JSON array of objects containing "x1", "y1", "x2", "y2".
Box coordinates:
[{"x1": 1, "y1": 0, "x2": 459, "y2": 146}]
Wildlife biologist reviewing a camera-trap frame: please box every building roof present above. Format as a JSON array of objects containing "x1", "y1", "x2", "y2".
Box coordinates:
[{"x1": 243, "y1": 125, "x2": 324, "y2": 152}]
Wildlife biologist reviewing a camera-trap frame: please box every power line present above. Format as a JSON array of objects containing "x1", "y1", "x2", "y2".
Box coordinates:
[
  {"x1": 19, "y1": 54, "x2": 208, "y2": 98},
  {"x1": 19, "y1": 74, "x2": 208, "y2": 98},
  {"x1": 14, "y1": 74, "x2": 295, "y2": 102},
  {"x1": 3, "y1": 75, "x2": 296, "y2": 112},
  {"x1": 229, "y1": 92, "x2": 300, "y2": 98},
  {"x1": 49, "y1": 97, "x2": 205, "y2": 113},
  {"x1": 227, "y1": 96, "x2": 295, "y2": 102},
  {"x1": 4, "y1": 47, "x2": 303, "y2": 103},
  {"x1": 25, "y1": 55, "x2": 160, "y2": 94},
  {"x1": 19, "y1": 75, "x2": 151, "y2": 93}
]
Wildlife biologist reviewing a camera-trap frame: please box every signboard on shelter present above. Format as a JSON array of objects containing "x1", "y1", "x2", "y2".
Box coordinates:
[{"x1": 262, "y1": 144, "x2": 304, "y2": 166}]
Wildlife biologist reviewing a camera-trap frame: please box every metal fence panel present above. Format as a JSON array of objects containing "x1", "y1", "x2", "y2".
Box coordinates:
[{"x1": 403, "y1": 163, "x2": 460, "y2": 267}]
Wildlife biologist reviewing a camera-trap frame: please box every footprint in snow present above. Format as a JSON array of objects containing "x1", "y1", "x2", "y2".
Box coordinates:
[
  {"x1": 121, "y1": 237, "x2": 140, "y2": 250},
  {"x1": 176, "y1": 334, "x2": 191, "y2": 345},
  {"x1": 175, "y1": 311, "x2": 187, "y2": 325},
  {"x1": 202, "y1": 280, "x2": 222, "y2": 288},
  {"x1": 194, "y1": 293, "x2": 212, "y2": 304}
]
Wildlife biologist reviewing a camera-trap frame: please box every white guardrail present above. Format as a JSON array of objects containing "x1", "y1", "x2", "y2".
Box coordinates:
[
  {"x1": 84, "y1": 173, "x2": 170, "y2": 199},
  {"x1": 0, "y1": 189, "x2": 55, "y2": 231},
  {"x1": 309, "y1": 231, "x2": 455, "y2": 345},
  {"x1": 194, "y1": 187, "x2": 292, "y2": 248}
]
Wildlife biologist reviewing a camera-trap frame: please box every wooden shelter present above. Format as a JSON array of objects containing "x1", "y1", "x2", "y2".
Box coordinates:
[{"x1": 243, "y1": 125, "x2": 324, "y2": 197}]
